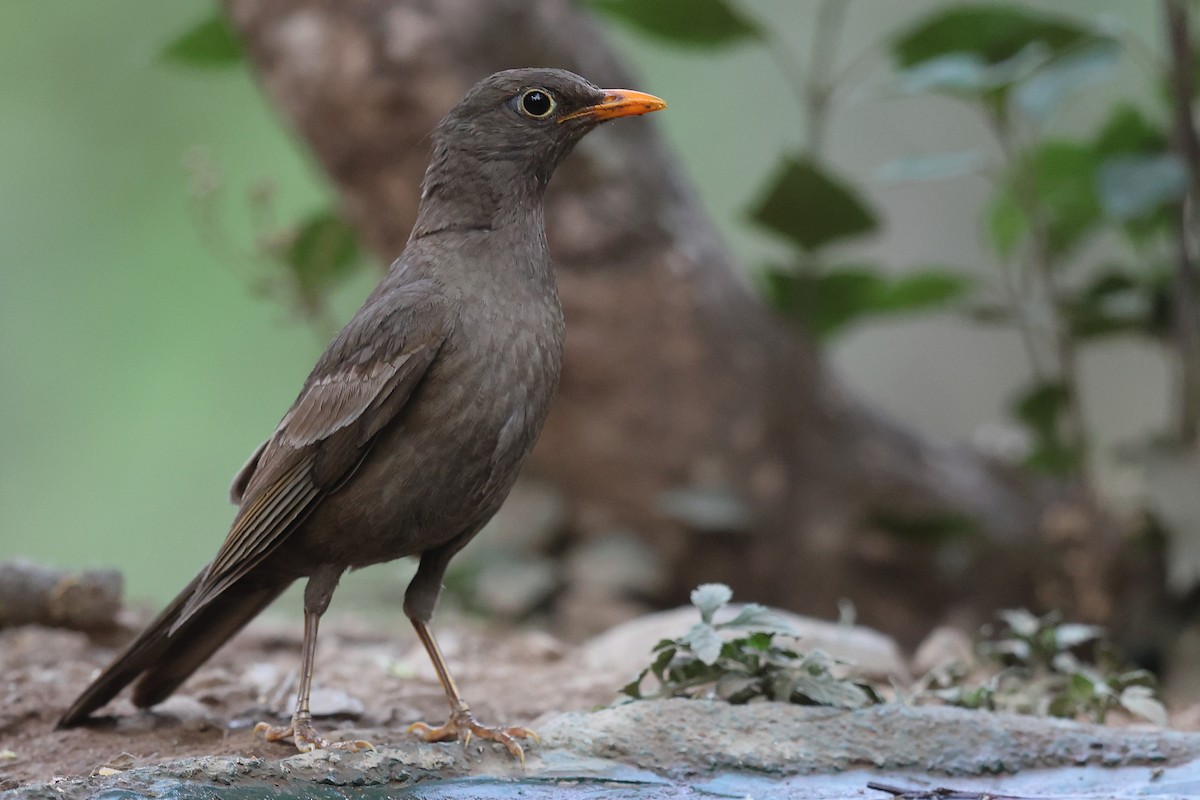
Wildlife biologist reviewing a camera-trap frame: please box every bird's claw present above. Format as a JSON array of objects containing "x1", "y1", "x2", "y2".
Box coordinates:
[
  {"x1": 407, "y1": 705, "x2": 537, "y2": 763},
  {"x1": 254, "y1": 719, "x2": 374, "y2": 753}
]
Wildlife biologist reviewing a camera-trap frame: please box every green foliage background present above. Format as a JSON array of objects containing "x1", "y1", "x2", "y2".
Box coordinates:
[{"x1": 0, "y1": 1, "x2": 1169, "y2": 605}]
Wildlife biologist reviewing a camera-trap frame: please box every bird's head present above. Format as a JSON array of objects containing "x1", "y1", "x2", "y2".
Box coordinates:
[
  {"x1": 415, "y1": 68, "x2": 665, "y2": 235},
  {"x1": 436, "y1": 68, "x2": 665, "y2": 178}
]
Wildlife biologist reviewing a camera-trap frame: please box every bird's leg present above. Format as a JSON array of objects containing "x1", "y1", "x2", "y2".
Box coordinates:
[
  {"x1": 406, "y1": 618, "x2": 537, "y2": 762},
  {"x1": 255, "y1": 569, "x2": 370, "y2": 752}
]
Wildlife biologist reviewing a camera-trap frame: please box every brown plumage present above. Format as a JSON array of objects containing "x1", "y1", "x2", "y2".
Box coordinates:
[{"x1": 58, "y1": 68, "x2": 665, "y2": 757}]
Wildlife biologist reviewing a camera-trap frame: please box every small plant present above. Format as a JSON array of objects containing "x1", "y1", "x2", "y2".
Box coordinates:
[
  {"x1": 621, "y1": 584, "x2": 878, "y2": 709},
  {"x1": 921, "y1": 609, "x2": 1168, "y2": 725}
]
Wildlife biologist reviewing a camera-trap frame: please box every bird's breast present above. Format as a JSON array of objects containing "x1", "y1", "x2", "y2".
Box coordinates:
[{"x1": 301, "y1": 270, "x2": 564, "y2": 567}]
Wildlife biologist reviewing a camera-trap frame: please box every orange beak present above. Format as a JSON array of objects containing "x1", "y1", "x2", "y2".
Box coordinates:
[{"x1": 558, "y1": 89, "x2": 667, "y2": 124}]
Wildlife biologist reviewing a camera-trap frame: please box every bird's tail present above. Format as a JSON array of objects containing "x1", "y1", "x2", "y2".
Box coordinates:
[{"x1": 57, "y1": 566, "x2": 289, "y2": 728}]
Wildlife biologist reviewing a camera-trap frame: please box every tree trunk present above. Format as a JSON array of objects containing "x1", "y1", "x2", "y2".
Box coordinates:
[{"x1": 225, "y1": 0, "x2": 1124, "y2": 646}]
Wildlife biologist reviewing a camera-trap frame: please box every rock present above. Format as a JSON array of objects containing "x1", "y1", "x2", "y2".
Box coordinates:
[
  {"x1": 113, "y1": 698, "x2": 216, "y2": 734},
  {"x1": 538, "y1": 700, "x2": 1200, "y2": 776},
  {"x1": 911, "y1": 625, "x2": 976, "y2": 676},
  {"x1": 152, "y1": 695, "x2": 220, "y2": 726},
  {"x1": 240, "y1": 662, "x2": 285, "y2": 701},
  {"x1": 581, "y1": 606, "x2": 908, "y2": 683},
  {"x1": 566, "y1": 531, "x2": 665, "y2": 597},
  {"x1": 472, "y1": 556, "x2": 558, "y2": 618}
]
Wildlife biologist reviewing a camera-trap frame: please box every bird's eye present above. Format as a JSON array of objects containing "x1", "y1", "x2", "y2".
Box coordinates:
[{"x1": 520, "y1": 89, "x2": 556, "y2": 119}]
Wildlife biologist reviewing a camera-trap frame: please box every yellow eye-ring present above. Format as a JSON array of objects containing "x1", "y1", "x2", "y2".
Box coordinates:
[{"x1": 520, "y1": 89, "x2": 556, "y2": 119}]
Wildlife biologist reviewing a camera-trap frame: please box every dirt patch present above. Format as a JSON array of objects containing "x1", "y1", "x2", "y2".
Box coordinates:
[{"x1": 0, "y1": 611, "x2": 616, "y2": 790}]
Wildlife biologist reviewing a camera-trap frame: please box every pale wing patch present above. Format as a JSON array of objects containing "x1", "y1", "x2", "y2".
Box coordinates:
[{"x1": 280, "y1": 354, "x2": 414, "y2": 448}]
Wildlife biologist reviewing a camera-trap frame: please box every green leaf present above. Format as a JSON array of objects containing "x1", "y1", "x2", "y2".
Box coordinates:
[
  {"x1": 1119, "y1": 685, "x2": 1168, "y2": 725},
  {"x1": 584, "y1": 0, "x2": 758, "y2": 48},
  {"x1": 874, "y1": 270, "x2": 972, "y2": 313},
  {"x1": 1068, "y1": 671, "x2": 1097, "y2": 700},
  {"x1": 1025, "y1": 442, "x2": 1083, "y2": 476},
  {"x1": 690, "y1": 583, "x2": 733, "y2": 623},
  {"x1": 1013, "y1": 382, "x2": 1070, "y2": 439},
  {"x1": 760, "y1": 267, "x2": 883, "y2": 339},
  {"x1": 897, "y1": 47, "x2": 1047, "y2": 97},
  {"x1": 620, "y1": 670, "x2": 647, "y2": 699},
  {"x1": 1055, "y1": 623, "x2": 1104, "y2": 650},
  {"x1": 761, "y1": 265, "x2": 967, "y2": 340},
  {"x1": 1062, "y1": 269, "x2": 1157, "y2": 340},
  {"x1": 1095, "y1": 108, "x2": 1177, "y2": 242},
  {"x1": 160, "y1": 12, "x2": 244, "y2": 68},
  {"x1": 802, "y1": 268, "x2": 886, "y2": 338},
  {"x1": 893, "y1": 5, "x2": 1091, "y2": 68},
  {"x1": 749, "y1": 157, "x2": 878, "y2": 253},
  {"x1": 1096, "y1": 154, "x2": 1188, "y2": 221},
  {"x1": 1093, "y1": 105, "x2": 1167, "y2": 158},
  {"x1": 745, "y1": 631, "x2": 774, "y2": 651},
  {"x1": 721, "y1": 603, "x2": 796, "y2": 634},
  {"x1": 650, "y1": 646, "x2": 676, "y2": 681},
  {"x1": 1019, "y1": 141, "x2": 1103, "y2": 257},
  {"x1": 1011, "y1": 381, "x2": 1081, "y2": 475},
  {"x1": 788, "y1": 670, "x2": 876, "y2": 709},
  {"x1": 986, "y1": 189, "x2": 1027, "y2": 259},
  {"x1": 681, "y1": 622, "x2": 724, "y2": 666},
  {"x1": 998, "y1": 608, "x2": 1042, "y2": 639},
  {"x1": 286, "y1": 210, "x2": 361, "y2": 296},
  {"x1": 1014, "y1": 39, "x2": 1120, "y2": 124}
]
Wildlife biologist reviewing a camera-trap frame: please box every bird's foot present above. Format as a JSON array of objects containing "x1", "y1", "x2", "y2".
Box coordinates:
[
  {"x1": 254, "y1": 718, "x2": 374, "y2": 753},
  {"x1": 407, "y1": 703, "x2": 537, "y2": 763}
]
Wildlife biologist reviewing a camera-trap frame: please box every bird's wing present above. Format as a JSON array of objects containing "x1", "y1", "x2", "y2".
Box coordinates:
[{"x1": 176, "y1": 279, "x2": 456, "y2": 627}]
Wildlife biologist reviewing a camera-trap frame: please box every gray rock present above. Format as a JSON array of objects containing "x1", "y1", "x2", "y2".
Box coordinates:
[
  {"x1": 472, "y1": 556, "x2": 558, "y2": 618},
  {"x1": 565, "y1": 531, "x2": 665, "y2": 597},
  {"x1": 539, "y1": 700, "x2": 1200, "y2": 776},
  {"x1": 581, "y1": 606, "x2": 908, "y2": 683}
]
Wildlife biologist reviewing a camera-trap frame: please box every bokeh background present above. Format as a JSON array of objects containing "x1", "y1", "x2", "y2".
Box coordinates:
[{"x1": 0, "y1": 0, "x2": 1176, "y2": 610}]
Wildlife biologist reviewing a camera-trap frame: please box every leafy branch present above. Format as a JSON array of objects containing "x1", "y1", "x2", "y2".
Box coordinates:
[
  {"x1": 917, "y1": 608, "x2": 1167, "y2": 725},
  {"x1": 887, "y1": 3, "x2": 1195, "y2": 482},
  {"x1": 623, "y1": 587, "x2": 1168, "y2": 727},
  {"x1": 165, "y1": 9, "x2": 366, "y2": 331},
  {"x1": 587, "y1": 0, "x2": 973, "y2": 342},
  {"x1": 621, "y1": 584, "x2": 879, "y2": 709}
]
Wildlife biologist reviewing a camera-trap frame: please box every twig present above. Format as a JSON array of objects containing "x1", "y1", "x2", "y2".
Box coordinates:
[{"x1": 866, "y1": 781, "x2": 1040, "y2": 800}]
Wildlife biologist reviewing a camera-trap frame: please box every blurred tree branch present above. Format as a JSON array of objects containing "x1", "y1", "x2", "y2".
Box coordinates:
[{"x1": 1164, "y1": 0, "x2": 1200, "y2": 446}]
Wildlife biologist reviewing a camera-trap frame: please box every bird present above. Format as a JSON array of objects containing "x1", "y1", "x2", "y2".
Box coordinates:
[{"x1": 57, "y1": 68, "x2": 666, "y2": 759}]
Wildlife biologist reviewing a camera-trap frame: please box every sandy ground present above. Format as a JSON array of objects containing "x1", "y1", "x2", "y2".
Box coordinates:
[{"x1": 0, "y1": 611, "x2": 618, "y2": 790}]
